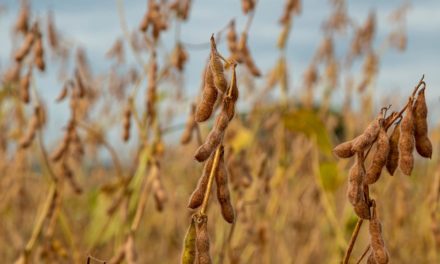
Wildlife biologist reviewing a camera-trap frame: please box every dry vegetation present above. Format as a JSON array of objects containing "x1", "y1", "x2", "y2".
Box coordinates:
[{"x1": 0, "y1": 0, "x2": 439, "y2": 263}]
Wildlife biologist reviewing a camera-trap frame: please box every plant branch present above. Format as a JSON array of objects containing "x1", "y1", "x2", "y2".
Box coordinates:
[
  {"x1": 200, "y1": 146, "x2": 222, "y2": 215},
  {"x1": 343, "y1": 218, "x2": 364, "y2": 264},
  {"x1": 356, "y1": 244, "x2": 370, "y2": 264}
]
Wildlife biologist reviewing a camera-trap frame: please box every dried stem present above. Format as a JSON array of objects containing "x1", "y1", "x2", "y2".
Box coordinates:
[
  {"x1": 22, "y1": 183, "x2": 57, "y2": 259},
  {"x1": 243, "y1": 0, "x2": 259, "y2": 34},
  {"x1": 200, "y1": 146, "x2": 222, "y2": 215},
  {"x1": 356, "y1": 244, "x2": 371, "y2": 264},
  {"x1": 87, "y1": 255, "x2": 107, "y2": 263},
  {"x1": 130, "y1": 163, "x2": 154, "y2": 233},
  {"x1": 343, "y1": 219, "x2": 364, "y2": 264},
  {"x1": 385, "y1": 74, "x2": 425, "y2": 130}
]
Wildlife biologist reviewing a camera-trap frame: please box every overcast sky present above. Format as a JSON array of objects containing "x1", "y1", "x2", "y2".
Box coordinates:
[{"x1": 0, "y1": 0, "x2": 439, "y2": 148}]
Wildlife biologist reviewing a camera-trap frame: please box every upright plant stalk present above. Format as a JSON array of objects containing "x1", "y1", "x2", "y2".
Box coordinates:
[{"x1": 200, "y1": 147, "x2": 222, "y2": 215}]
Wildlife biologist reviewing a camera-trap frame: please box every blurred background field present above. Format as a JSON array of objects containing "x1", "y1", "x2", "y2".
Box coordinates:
[{"x1": 0, "y1": 1, "x2": 439, "y2": 263}]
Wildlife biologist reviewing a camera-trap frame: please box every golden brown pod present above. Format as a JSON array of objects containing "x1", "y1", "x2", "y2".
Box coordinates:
[
  {"x1": 229, "y1": 64, "x2": 239, "y2": 103},
  {"x1": 34, "y1": 31, "x2": 45, "y2": 71},
  {"x1": 56, "y1": 81, "x2": 71, "y2": 103},
  {"x1": 365, "y1": 127, "x2": 390, "y2": 185},
  {"x1": 188, "y1": 155, "x2": 215, "y2": 209},
  {"x1": 195, "y1": 96, "x2": 235, "y2": 162},
  {"x1": 194, "y1": 129, "x2": 223, "y2": 162},
  {"x1": 62, "y1": 162, "x2": 82, "y2": 194},
  {"x1": 171, "y1": 42, "x2": 188, "y2": 71},
  {"x1": 181, "y1": 216, "x2": 197, "y2": 264},
  {"x1": 239, "y1": 33, "x2": 261, "y2": 77},
  {"x1": 369, "y1": 213, "x2": 389, "y2": 264},
  {"x1": 209, "y1": 36, "x2": 227, "y2": 93},
  {"x1": 241, "y1": 0, "x2": 255, "y2": 14},
  {"x1": 413, "y1": 88, "x2": 432, "y2": 158},
  {"x1": 222, "y1": 96, "x2": 236, "y2": 122},
  {"x1": 347, "y1": 153, "x2": 364, "y2": 205},
  {"x1": 19, "y1": 67, "x2": 32, "y2": 104},
  {"x1": 195, "y1": 65, "x2": 218, "y2": 122},
  {"x1": 151, "y1": 162, "x2": 167, "y2": 212},
  {"x1": 122, "y1": 103, "x2": 131, "y2": 142},
  {"x1": 399, "y1": 98, "x2": 415, "y2": 176},
  {"x1": 353, "y1": 196, "x2": 371, "y2": 220},
  {"x1": 15, "y1": 29, "x2": 35, "y2": 62},
  {"x1": 333, "y1": 140, "x2": 355, "y2": 158},
  {"x1": 226, "y1": 20, "x2": 238, "y2": 57},
  {"x1": 146, "y1": 53, "x2": 158, "y2": 120},
  {"x1": 180, "y1": 104, "x2": 197, "y2": 144},
  {"x1": 351, "y1": 115, "x2": 381, "y2": 153},
  {"x1": 386, "y1": 123, "x2": 400, "y2": 175},
  {"x1": 195, "y1": 214, "x2": 212, "y2": 264},
  {"x1": 15, "y1": 1, "x2": 29, "y2": 34},
  {"x1": 215, "y1": 147, "x2": 235, "y2": 223},
  {"x1": 47, "y1": 11, "x2": 59, "y2": 50},
  {"x1": 19, "y1": 115, "x2": 39, "y2": 148}
]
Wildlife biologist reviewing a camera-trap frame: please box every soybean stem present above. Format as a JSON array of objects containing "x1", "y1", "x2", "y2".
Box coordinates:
[
  {"x1": 356, "y1": 244, "x2": 371, "y2": 264},
  {"x1": 385, "y1": 74, "x2": 425, "y2": 130},
  {"x1": 200, "y1": 146, "x2": 222, "y2": 215},
  {"x1": 343, "y1": 219, "x2": 364, "y2": 264}
]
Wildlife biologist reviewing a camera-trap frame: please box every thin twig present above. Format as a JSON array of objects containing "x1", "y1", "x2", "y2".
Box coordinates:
[
  {"x1": 355, "y1": 244, "x2": 371, "y2": 264},
  {"x1": 87, "y1": 254, "x2": 107, "y2": 263},
  {"x1": 343, "y1": 219, "x2": 364, "y2": 264},
  {"x1": 243, "y1": 0, "x2": 259, "y2": 34},
  {"x1": 385, "y1": 74, "x2": 425, "y2": 130},
  {"x1": 130, "y1": 162, "x2": 155, "y2": 232},
  {"x1": 200, "y1": 146, "x2": 222, "y2": 215}
]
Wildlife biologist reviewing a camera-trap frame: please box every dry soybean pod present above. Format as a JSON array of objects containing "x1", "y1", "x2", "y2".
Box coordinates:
[
  {"x1": 34, "y1": 30, "x2": 45, "y2": 71},
  {"x1": 333, "y1": 140, "x2": 355, "y2": 159},
  {"x1": 413, "y1": 88, "x2": 432, "y2": 158},
  {"x1": 188, "y1": 155, "x2": 215, "y2": 209},
  {"x1": 181, "y1": 104, "x2": 197, "y2": 144},
  {"x1": 209, "y1": 35, "x2": 227, "y2": 93},
  {"x1": 386, "y1": 122, "x2": 400, "y2": 176},
  {"x1": 347, "y1": 153, "x2": 364, "y2": 205},
  {"x1": 195, "y1": 64, "x2": 218, "y2": 122},
  {"x1": 226, "y1": 20, "x2": 240, "y2": 62},
  {"x1": 122, "y1": 101, "x2": 132, "y2": 142},
  {"x1": 20, "y1": 66, "x2": 32, "y2": 103},
  {"x1": 194, "y1": 129, "x2": 224, "y2": 162},
  {"x1": 353, "y1": 196, "x2": 371, "y2": 220},
  {"x1": 229, "y1": 63, "x2": 239, "y2": 103},
  {"x1": 181, "y1": 215, "x2": 197, "y2": 264},
  {"x1": 215, "y1": 147, "x2": 235, "y2": 223},
  {"x1": 399, "y1": 97, "x2": 415, "y2": 176},
  {"x1": 194, "y1": 65, "x2": 237, "y2": 162},
  {"x1": 369, "y1": 207, "x2": 389, "y2": 264},
  {"x1": 239, "y1": 32, "x2": 261, "y2": 77},
  {"x1": 195, "y1": 214, "x2": 212, "y2": 264},
  {"x1": 365, "y1": 127, "x2": 389, "y2": 185},
  {"x1": 15, "y1": 27, "x2": 35, "y2": 61},
  {"x1": 351, "y1": 115, "x2": 382, "y2": 153}
]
